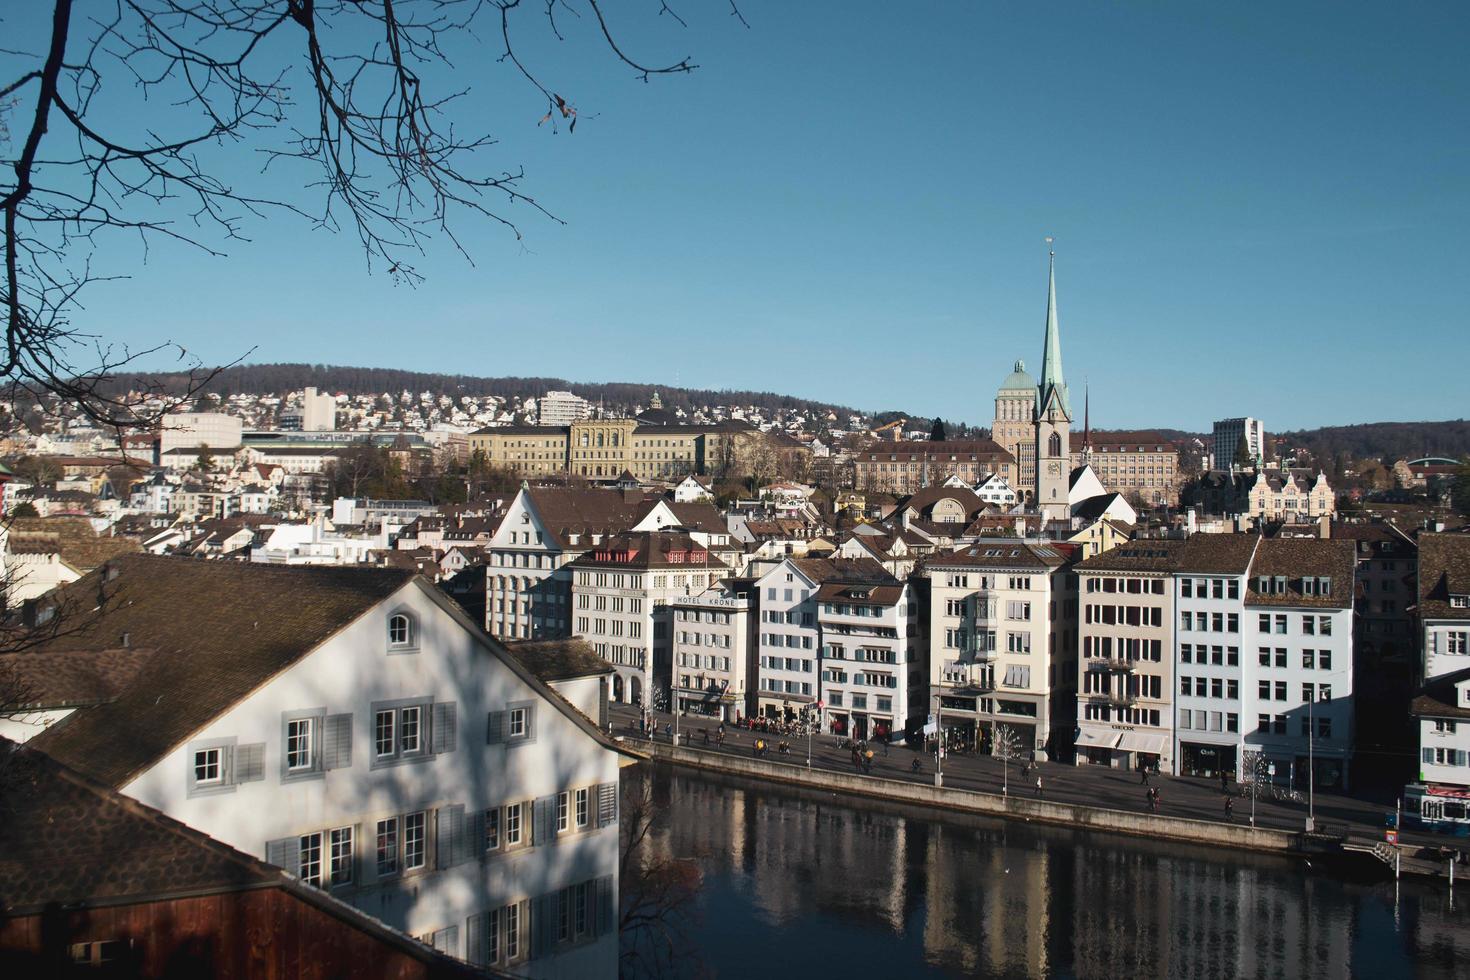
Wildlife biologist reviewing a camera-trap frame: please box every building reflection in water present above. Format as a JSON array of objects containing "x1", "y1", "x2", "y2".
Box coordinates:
[{"x1": 630, "y1": 764, "x2": 1470, "y2": 979}]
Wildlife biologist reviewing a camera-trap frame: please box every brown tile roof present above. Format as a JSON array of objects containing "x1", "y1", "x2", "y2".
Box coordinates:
[
  {"x1": 814, "y1": 582, "x2": 905, "y2": 606},
  {"x1": 2, "y1": 647, "x2": 152, "y2": 709},
  {"x1": 1176, "y1": 533, "x2": 1261, "y2": 574},
  {"x1": 0, "y1": 741, "x2": 489, "y2": 976},
  {"x1": 525, "y1": 486, "x2": 652, "y2": 548},
  {"x1": 0, "y1": 739, "x2": 278, "y2": 912},
  {"x1": 504, "y1": 639, "x2": 614, "y2": 681},
  {"x1": 7, "y1": 517, "x2": 141, "y2": 571},
  {"x1": 1418, "y1": 533, "x2": 1470, "y2": 622},
  {"x1": 926, "y1": 541, "x2": 1070, "y2": 570},
  {"x1": 661, "y1": 501, "x2": 728, "y2": 534},
  {"x1": 1244, "y1": 539, "x2": 1356, "y2": 609},
  {"x1": 25, "y1": 555, "x2": 415, "y2": 787},
  {"x1": 568, "y1": 531, "x2": 730, "y2": 571},
  {"x1": 1077, "y1": 539, "x2": 1188, "y2": 573},
  {"x1": 1409, "y1": 667, "x2": 1470, "y2": 721},
  {"x1": 1083, "y1": 431, "x2": 1177, "y2": 451},
  {"x1": 789, "y1": 556, "x2": 893, "y2": 585}
]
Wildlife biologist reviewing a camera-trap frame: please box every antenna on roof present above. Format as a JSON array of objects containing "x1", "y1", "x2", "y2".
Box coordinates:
[{"x1": 1044, "y1": 234, "x2": 1055, "y2": 257}]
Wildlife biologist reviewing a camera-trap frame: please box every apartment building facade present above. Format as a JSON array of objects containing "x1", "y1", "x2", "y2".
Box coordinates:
[
  {"x1": 18, "y1": 556, "x2": 628, "y2": 978},
  {"x1": 670, "y1": 584, "x2": 755, "y2": 722},
  {"x1": 569, "y1": 531, "x2": 727, "y2": 708},
  {"x1": 925, "y1": 542, "x2": 1079, "y2": 760},
  {"x1": 817, "y1": 573, "x2": 919, "y2": 741},
  {"x1": 1412, "y1": 534, "x2": 1470, "y2": 805},
  {"x1": 1075, "y1": 542, "x2": 1181, "y2": 773}
]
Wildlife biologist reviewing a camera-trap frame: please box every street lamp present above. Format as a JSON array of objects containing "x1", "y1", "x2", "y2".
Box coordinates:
[
  {"x1": 934, "y1": 694, "x2": 944, "y2": 788},
  {"x1": 1306, "y1": 696, "x2": 1316, "y2": 833},
  {"x1": 808, "y1": 701, "x2": 822, "y2": 768}
]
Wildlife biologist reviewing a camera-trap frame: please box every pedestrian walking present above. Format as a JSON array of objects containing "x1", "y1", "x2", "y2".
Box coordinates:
[
  {"x1": 1140, "y1": 767, "x2": 1150, "y2": 786},
  {"x1": 1224, "y1": 796, "x2": 1234, "y2": 822},
  {"x1": 882, "y1": 736, "x2": 890, "y2": 757},
  {"x1": 1220, "y1": 770, "x2": 1229, "y2": 794},
  {"x1": 1035, "y1": 776, "x2": 1043, "y2": 798}
]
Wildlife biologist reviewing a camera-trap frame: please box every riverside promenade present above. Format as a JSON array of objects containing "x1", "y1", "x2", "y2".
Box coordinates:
[{"x1": 610, "y1": 704, "x2": 1455, "y2": 866}]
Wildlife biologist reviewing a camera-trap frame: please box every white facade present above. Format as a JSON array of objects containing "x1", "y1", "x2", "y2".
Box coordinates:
[
  {"x1": 1238, "y1": 594, "x2": 1355, "y2": 790},
  {"x1": 538, "y1": 390, "x2": 591, "y2": 426},
  {"x1": 753, "y1": 560, "x2": 821, "y2": 720},
  {"x1": 1213, "y1": 417, "x2": 1265, "y2": 470},
  {"x1": 120, "y1": 580, "x2": 623, "y2": 978},
  {"x1": 159, "y1": 412, "x2": 244, "y2": 454},
  {"x1": 485, "y1": 490, "x2": 577, "y2": 640},
  {"x1": 671, "y1": 588, "x2": 752, "y2": 722},
  {"x1": 302, "y1": 386, "x2": 339, "y2": 431},
  {"x1": 927, "y1": 546, "x2": 1075, "y2": 760},
  {"x1": 818, "y1": 581, "x2": 918, "y2": 742},
  {"x1": 673, "y1": 475, "x2": 714, "y2": 503}
]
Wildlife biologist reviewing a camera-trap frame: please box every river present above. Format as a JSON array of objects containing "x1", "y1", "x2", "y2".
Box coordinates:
[{"x1": 626, "y1": 763, "x2": 1470, "y2": 979}]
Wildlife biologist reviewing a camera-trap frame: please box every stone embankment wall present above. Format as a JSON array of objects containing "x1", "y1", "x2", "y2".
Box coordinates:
[{"x1": 640, "y1": 741, "x2": 1308, "y2": 855}]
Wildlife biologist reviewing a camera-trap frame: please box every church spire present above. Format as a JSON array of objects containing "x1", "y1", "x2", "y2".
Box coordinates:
[{"x1": 1037, "y1": 239, "x2": 1070, "y2": 420}]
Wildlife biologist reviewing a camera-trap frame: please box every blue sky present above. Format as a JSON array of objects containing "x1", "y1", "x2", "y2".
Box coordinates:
[{"x1": 6, "y1": 1, "x2": 1467, "y2": 430}]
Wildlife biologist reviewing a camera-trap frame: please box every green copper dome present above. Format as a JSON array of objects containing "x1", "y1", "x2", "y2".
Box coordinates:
[{"x1": 999, "y1": 359, "x2": 1035, "y2": 393}]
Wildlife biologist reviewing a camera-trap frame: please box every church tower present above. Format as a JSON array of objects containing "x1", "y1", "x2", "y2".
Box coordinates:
[{"x1": 1034, "y1": 243, "x2": 1072, "y2": 521}]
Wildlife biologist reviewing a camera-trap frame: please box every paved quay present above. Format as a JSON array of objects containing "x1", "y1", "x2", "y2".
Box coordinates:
[{"x1": 610, "y1": 704, "x2": 1462, "y2": 868}]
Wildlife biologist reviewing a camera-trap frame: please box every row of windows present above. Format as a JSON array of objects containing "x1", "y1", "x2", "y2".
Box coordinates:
[
  {"x1": 1083, "y1": 705, "x2": 1163, "y2": 726},
  {"x1": 1082, "y1": 636, "x2": 1165, "y2": 662},
  {"x1": 1085, "y1": 604, "x2": 1164, "y2": 628},
  {"x1": 1085, "y1": 577, "x2": 1167, "y2": 595},
  {"x1": 1179, "y1": 611, "x2": 1240, "y2": 633},
  {"x1": 762, "y1": 633, "x2": 815, "y2": 649},
  {"x1": 676, "y1": 653, "x2": 733, "y2": 670},
  {"x1": 1179, "y1": 710, "x2": 1239, "y2": 733},
  {"x1": 827, "y1": 691, "x2": 893, "y2": 712},
  {"x1": 1257, "y1": 681, "x2": 1332, "y2": 703},
  {"x1": 1257, "y1": 714, "x2": 1333, "y2": 738},
  {"x1": 1180, "y1": 644, "x2": 1240, "y2": 666},
  {"x1": 760, "y1": 679, "x2": 813, "y2": 696},
  {"x1": 675, "y1": 608, "x2": 735, "y2": 624},
  {"x1": 1258, "y1": 648, "x2": 1334, "y2": 671},
  {"x1": 1180, "y1": 676, "x2": 1241, "y2": 700}
]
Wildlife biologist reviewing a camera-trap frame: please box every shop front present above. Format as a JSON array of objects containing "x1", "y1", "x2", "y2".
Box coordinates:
[
  {"x1": 1075, "y1": 728, "x2": 1121, "y2": 767},
  {"x1": 1180, "y1": 741, "x2": 1237, "y2": 779},
  {"x1": 1116, "y1": 731, "x2": 1168, "y2": 773}
]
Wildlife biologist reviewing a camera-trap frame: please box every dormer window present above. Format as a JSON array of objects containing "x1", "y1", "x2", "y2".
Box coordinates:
[
  {"x1": 1453, "y1": 596, "x2": 1470, "y2": 609},
  {"x1": 388, "y1": 612, "x2": 417, "y2": 651}
]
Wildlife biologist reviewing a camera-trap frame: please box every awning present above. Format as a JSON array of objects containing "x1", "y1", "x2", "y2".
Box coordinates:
[
  {"x1": 1117, "y1": 732, "x2": 1167, "y2": 756},
  {"x1": 1076, "y1": 729, "x2": 1122, "y2": 749}
]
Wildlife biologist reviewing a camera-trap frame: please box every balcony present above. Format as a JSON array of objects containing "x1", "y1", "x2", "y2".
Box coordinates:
[{"x1": 1089, "y1": 690, "x2": 1137, "y2": 708}]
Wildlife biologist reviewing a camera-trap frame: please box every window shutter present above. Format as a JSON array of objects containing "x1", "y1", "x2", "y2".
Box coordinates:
[
  {"x1": 466, "y1": 912, "x2": 487, "y2": 967},
  {"x1": 486, "y1": 710, "x2": 507, "y2": 744},
  {"x1": 532, "y1": 894, "x2": 551, "y2": 957},
  {"x1": 472, "y1": 808, "x2": 490, "y2": 855},
  {"x1": 1423, "y1": 747, "x2": 1435, "y2": 764},
  {"x1": 323, "y1": 713, "x2": 353, "y2": 770},
  {"x1": 437, "y1": 804, "x2": 465, "y2": 869},
  {"x1": 524, "y1": 704, "x2": 538, "y2": 744},
  {"x1": 236, "y1": 743, "x2": 266, "y2": 782},
  {"x1": 431, "y1": 925, "x2": 458, "y2": 956},
  {"x1": 358, "y1": 824, "x2": 378, "y2": 886},
  {"x1": 596, "y1": 875, "x2": 615, "y2": 935},
  {"x1": 432, "y1": 702, "x2": 458, "y2": 754},
  {"x1": 266, "y1": 837, "x2": 300, "y2": 875},
  {"x1": 534, "y1": 796, "x2": 555, "y2": 846},
  {"x1": 597, "y1": 782, "x2": 618, "y2": 827}
]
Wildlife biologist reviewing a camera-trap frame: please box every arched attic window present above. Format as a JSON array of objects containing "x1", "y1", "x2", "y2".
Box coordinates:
[{"x1": 388, "y1": 611, "x2": 418, "y2": 651}]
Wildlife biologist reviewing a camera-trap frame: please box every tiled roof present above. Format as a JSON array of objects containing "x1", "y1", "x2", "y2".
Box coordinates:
[
  {"x1": 1176, "y1": 533, "x2": 1260, "y2": 574},
  {"x1": 1410, "y1": 667, "x2": 1470, "y2": 721},
  {"x1": 3, "y1": 646, "x2": 152, "y2": 709},
  {"x1": 1418, "y1": 534, "x2": 1470, "y2": 622},
  {"x1": 525, "y1": 486, "x2": 652, "y2": 548},
  {"x1": 0, "y1": 739, "x2": 277, "y2": 912},
  {"x1": 789, "y1": 556, "x2": 893, "y2": 586},
  {"x1": 7, "y1": 517, "x2": 141, "y2": 571},
  {"x1": 25, "y1": 556, "x2": 415, "y2": 787},
  {"x1": 927, "y1": 540, "x2": 1074, "y2": 570},
  {"x1": 0, "y1": 741, "x2": 489, "y2": 976},
  {"x1": 504, "y1": 639, "x2": 614, "y2": 681},
  {"x1": 1243, "y1": 539, "x2": 1355, "y2": 608},
  {"x1": 1077, "y1": 540, "x2": 1188, "y2": 573},
  {"x1": 568, "y1": 531, "x2": 730, "y2": 571}
]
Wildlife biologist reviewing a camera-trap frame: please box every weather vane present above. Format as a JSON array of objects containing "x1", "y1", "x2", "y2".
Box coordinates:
[{"x1": 1045, "y1": 235, "x2": 1055, "y2": 257}]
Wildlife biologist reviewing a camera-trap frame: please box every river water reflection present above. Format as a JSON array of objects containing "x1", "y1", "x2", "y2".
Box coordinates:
[{"x1": 632, "y1": 764, "x2": 1470, "y2": 979}]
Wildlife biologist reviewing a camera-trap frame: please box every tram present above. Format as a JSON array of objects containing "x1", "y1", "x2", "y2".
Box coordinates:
[{"x1": 1403, "y1": 783, "x2": 1470, "y2": 836}]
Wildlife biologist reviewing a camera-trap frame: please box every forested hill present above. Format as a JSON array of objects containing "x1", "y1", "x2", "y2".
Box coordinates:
[
  {"x1": 132, "y1": 362, "x2": 874, "y2": 419},
  {"x1": 1275, "y1": 420, "x2": 1470, "y2": 465}
]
